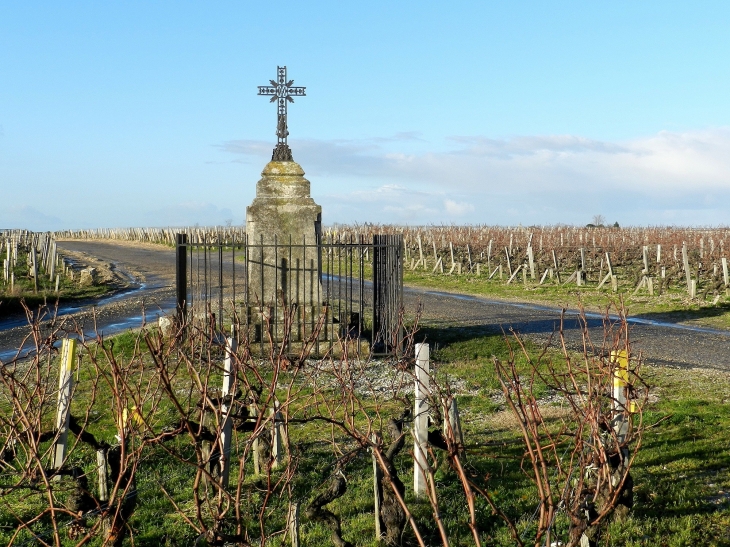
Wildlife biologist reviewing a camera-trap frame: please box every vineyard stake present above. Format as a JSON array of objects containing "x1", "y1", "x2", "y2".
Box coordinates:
[
  {"x1": 219, "y1": 337, "x2": 237, "y2": 489},
  {"x1": 271, "y1": 402, "x2": 283, "y2": 469},
  {"x1": 506, "y1": 264, "x2": 522, "y2": 284},
  {"x1": 551, "y1": 250, "x2": 561, "y2": 284},
  {"x1": 417, "y1": 235, "x2": 424, "y2": 270},
  {"x1": 414, "y1": 343, "x2": 430, "y2": 498},
  {"x1": 504, "y1": 247, "x2": 512, "y2": 276},
  {"x1": 611, "y1": 350, "x2": 629, "y2": 447},
  {"x1": 288, "y1": 502, "x2": 300, "y2": 547},
  {"x1": 606, "y1": 252, "x2": 614, "y2": 277},
  {"x1": 442, "y1": 396, "x2": 464, "y2": 456},
  {"x1": 53, "y1": 338, "x2": 77, "y2": 476},
  {"x1": 682, "y1": 242, "x2": 692, "y2": 292},
  {"x1": 30, "y1": 246, "x2": 38, "y2": 293},
  {"x1": 96, "y1": 449, "x2": 108, "y2": 502},
  {"x1": 251, "y1": 405, "x2": 262, "y2": 475},
  {"x1": 372, "y1": 433, "x2": 384, "y2": 540}
]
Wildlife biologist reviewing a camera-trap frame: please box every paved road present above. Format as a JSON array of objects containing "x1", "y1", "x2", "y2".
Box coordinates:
[
  {"x1": 1, "y1": 240, "x2": 728, "y2": 370},
  {"x1": 405, "y1": 287, "x2": 730, "y2": 371}
]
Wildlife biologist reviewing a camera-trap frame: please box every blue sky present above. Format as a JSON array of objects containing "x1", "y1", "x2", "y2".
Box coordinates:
[{"x1": 1, "y1": 2, "x2": 730, "y2": 230}]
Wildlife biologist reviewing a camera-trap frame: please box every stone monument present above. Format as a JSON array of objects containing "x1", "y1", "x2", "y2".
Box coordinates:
[{"x1": 246, "y1": 66, "x2": 322, "y2": 340}]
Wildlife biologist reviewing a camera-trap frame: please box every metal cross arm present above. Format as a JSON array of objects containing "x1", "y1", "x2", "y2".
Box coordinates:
[
  {"x1": 257, "y1": 81, "x2": 306, "y2": 101},
  {"x1": 257, "y1": 66, "x2": 306, "y2": 146}
]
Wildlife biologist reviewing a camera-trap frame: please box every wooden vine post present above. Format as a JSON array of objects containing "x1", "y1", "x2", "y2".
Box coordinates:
[
  {"x1": 371, "y1": 433, "x2": 384, "y2": 540},
  {"x1": 251, "y1": 405, "x2": 262, "y2": 475},
  {"x1": 682, "y1": 242, "x2": 693, "y2": 295},
  {"x1": 611, "y1": 350, "x2": 630, "y2": 449},
  {"x1": 527, "y1": 245, "x2": 535, "y2": 280},
  {"x1": 97, "y1": 447, "x2": 111, "y2": 535},
  {"x1": 413, "y1": 343, "x2": 430, "y2": 498},
  {"x1": 53, "y1": 338, "x2": 77, "y2": 476},
  {"x1": 30, "y1": 245, "x2": 38, "y2": 293},
  {"x1": 271, "y1": 402, "x2": 283, "y2": 469},
  {"x1": 287, "y1": 502, "x2": 300, "y2": 547},
  {"x1": 219, "y1": 336, "x2": 237, "y2": 489},
  {"x1": 442, "y1": 395, "x2": 464, "y2": 456}
]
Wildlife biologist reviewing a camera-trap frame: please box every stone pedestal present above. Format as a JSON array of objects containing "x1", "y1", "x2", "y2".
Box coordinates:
[{"x1": 245, "y1": 160, "x2": 322, "y2": 341}]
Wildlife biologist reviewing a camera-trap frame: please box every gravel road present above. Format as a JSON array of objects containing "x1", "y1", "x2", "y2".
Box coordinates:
[
  {"x1": 1, "y1": 240, "x2": 728, "y2": 371},
  {"x1": 0, "y1": 241, "x2": 176, "y2": 360}
]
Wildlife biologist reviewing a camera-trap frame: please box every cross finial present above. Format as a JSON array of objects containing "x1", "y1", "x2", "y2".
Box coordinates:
[{"x1": 258, "y1": 66, "x2": 306, "y2": 161}]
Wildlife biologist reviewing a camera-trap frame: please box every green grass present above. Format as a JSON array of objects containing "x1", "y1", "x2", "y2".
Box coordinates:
[
  {"x1": 403, "y1": 267, "x2": 730, "y2": 330},
  {"x1": 2, "y1": 323, "x2": 730, "y2": 546},
  {"x1": 422, "y1": 326, "x2": 730, "y2": 546},
  {"x1": 0, "y1": 251, "x2": 112, "y2": 316}
]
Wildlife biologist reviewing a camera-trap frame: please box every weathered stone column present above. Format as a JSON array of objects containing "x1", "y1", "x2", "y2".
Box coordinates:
[{"x1": 245, "y1": 160, "x2": 322, "y2": 341}]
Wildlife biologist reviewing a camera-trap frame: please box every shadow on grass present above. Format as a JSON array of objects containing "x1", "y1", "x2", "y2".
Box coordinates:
[
  {"x1": 629, "y1": 397, "x2": 730, "y2": 520},
  {"x1": 414, "y1": 319, "x2": 730, "y2": 534},
  {"x1": 635, "y1": 301, "x2": 730, "y2": 328}
]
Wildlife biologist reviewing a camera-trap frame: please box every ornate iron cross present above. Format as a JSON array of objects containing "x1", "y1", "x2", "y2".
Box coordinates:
[{"x1": 258, "y1": 66, "x2": 306, "y2": 161}]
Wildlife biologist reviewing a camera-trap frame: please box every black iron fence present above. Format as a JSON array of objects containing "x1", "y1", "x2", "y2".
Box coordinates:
[{"x1": 175, "y1": 234, "x2": 404, "y2": 356}]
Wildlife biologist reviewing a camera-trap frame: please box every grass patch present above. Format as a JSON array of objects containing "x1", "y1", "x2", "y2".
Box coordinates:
[
  {"x1": 1, "y1": 321, "x2": 729, "y2": 546},
  {"x1": 403, "y1": 268, "x2": 730, "y2": 330},
  {"x1": 0, "y1": 250, "x2": 112, "y2": 317}
]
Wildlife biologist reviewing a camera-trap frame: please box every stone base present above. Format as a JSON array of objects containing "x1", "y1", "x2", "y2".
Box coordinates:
[{"x1": 246, "y1": 159, "x2": 322, "y2": 313}]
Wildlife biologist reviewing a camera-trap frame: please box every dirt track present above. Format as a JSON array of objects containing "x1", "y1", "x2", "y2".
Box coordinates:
[{"x1": 1, "y1": 240, "x2": 729, "y2": 371}]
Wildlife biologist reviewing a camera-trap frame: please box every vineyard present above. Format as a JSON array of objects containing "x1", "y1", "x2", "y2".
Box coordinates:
[
  {"x1": 1, "y1": 226, "x2": 729, "y2": 545},
  {"x1": 55, "y1": 225, "x2": 730, "y2": 316},
  {"x1": 0, "y1": 230, "x2": 112, "y2": 315},
  {"x1": 345, "y1": 225, "x2": 730, "y2": 298},
  {"x1": 0, "y1": 299, "x2": 651, "y2": 547}
]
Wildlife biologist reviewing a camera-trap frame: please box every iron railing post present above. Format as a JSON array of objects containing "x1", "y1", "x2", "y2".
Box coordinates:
[{"x1": 176, "y1": 233, "x2": 188, "y2": 326}]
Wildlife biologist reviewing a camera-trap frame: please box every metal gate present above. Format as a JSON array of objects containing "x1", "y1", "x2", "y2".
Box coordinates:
[{"x1": 175, "y1": 233, "x2": 403, "y2": 356}]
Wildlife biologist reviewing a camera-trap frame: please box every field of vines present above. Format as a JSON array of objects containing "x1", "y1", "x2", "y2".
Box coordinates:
[
  {"x1": 345, "y1": 225, "x2": 729, "y2": 296},
  {"x1": 1, "y1": 226, "x2": 728, "y2": 545},
  {"x1": 56, "y1": 225, "x2": 730, "y2": 303},
  {"x1": 0, "y1": 230, "x2": 109, "y2": 315}
]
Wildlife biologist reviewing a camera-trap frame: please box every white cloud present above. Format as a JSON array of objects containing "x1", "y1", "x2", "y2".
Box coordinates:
[
  {"x1": 220, "y1": 128, "x2": 730, "y2": 226},
  {"x1": 142, "y1": 202, "x2": 241, "y2": 228},
  {"x1": 321, "y1": 184, "x2": 444, "y2": 223},
  {"x1": 444, "y1": 199, "x2": 475, "y2": 216}
]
